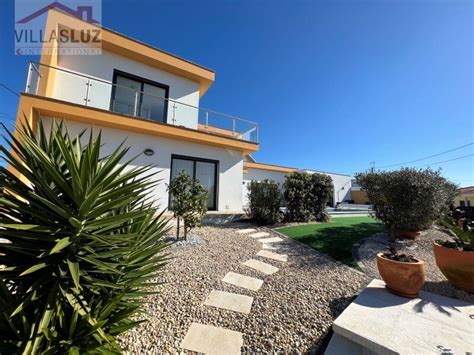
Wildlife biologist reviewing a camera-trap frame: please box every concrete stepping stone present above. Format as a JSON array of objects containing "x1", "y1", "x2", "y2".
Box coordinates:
[
  {"x1": 257, "y1": 236, "x2": 283, "y2": 244},
  {"x1": 237, "y1": 228, "x2": 256, "y2": 234},
  {"x1": 181, "y1": 322, "x2": 243, "y2": 355},
  {"x1": 243, "y1": 259, "x2": 279, "y2": 275},
  {"x1": 204, "y1": 290, "x2": 253, "y2": 314},
  {"x1": 257, "y1": 250, "x2": 288, "y2": 262},
  {"x1": 249, "y1": 231, "x2": 270, "y2": 239},
  {"x1": 222, "y1": 271, "x2": 263, "y2": 291},
  {"x1": 262, "y1": 243, "x2": 283, "y2": 250}
]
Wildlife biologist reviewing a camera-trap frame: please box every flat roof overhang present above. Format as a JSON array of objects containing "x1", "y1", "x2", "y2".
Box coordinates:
[
  {"x1": 16, "y1": 94, "x2": 259, "y2": 155},
  {"x1": 244, "y1": 162, "x2": 297, "y2": 173},
  {"x1": 40, "y1": 9, "x2": 215, "y2": 97}
]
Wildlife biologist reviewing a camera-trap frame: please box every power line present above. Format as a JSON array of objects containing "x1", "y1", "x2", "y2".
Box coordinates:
[
  {"x1": 415, "y1": 153, "x2": 474, "y2": 168},
  {"x1": 0, "y1": 83, "x2": 20, "y2": 97},
  {"x1": 376, "y1": 142, "x2": 474, "y2": 169}
]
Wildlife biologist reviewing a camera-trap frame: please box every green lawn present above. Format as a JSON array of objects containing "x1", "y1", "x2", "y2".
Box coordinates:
[{"x1": 276, "y1": 217, "x2": 385, "y2": 268}]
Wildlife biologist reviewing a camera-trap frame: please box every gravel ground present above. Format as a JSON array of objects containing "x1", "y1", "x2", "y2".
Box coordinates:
[
  {"x1": 119, "y1": 223, "x2": 368, "y2": 354},
  {"x1": 355, "y1": 227, "x2": 474, "y2": 303}
]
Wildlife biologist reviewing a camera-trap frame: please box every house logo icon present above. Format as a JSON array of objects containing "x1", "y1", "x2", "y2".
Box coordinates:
[{"x1": 16, "y1": 1, "x2": 99, "y2": 24}]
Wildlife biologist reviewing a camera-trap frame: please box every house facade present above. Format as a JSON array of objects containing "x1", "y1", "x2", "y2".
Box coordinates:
[
  {"x1": 14, "y1": 9, "x2": 258, "y2": 212},
  {"x1": 455, "y1": 186, "x2": 474, "y2": 207},
  {"x1": 13, "y1": 9, "x2": 354, "y2": 214}
]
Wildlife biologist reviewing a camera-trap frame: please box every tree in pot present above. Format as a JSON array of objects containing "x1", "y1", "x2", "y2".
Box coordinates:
[
  {"x1": 376, "y1": 246, "x2": 426, "y2": 298},
  {"x1": 356, "y1": 168, "x2": 456, "y2": 241},
  {"x1": 434, "y1": 214, "x2": 474, "y2": 293},
  {"x1": 168, "y1": 171, "x2": 208, "y2": 240}
]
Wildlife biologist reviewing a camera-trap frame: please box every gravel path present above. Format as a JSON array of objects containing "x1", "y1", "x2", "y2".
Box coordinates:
[
  {"x1": 355, "y1": 227, "x2": 474, "y2": 303},
  {"x1": 119, "y1": 223, "x2": 368, "y2": 354}
]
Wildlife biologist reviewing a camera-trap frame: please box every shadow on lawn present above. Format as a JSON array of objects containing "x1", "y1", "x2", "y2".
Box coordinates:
[{"x1": 295, "y1": 222, "x2": 386, "y2": 266}]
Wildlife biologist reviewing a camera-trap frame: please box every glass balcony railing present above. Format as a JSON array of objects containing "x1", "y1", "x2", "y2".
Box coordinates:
[{"x1": 25, "y1": 62, "x2": 259, "y2": 143}]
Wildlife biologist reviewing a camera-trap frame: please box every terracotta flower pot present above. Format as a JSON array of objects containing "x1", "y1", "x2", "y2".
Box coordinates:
[
  {"x1": 433, "y1": 243, "x2": 474, "y2": 293},
  {"x1": 376, "y1": 253, "x2": 426, "y2": 298},
  {"x1": 398, "y1": 230, "x2": 421, "y2": 239}
]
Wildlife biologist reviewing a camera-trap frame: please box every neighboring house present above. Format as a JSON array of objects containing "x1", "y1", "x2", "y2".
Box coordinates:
[
  {"x1": 455, "y1": 186, "x2": 474, "y2": 207},
  {"x1": 242, "y1": 161, "x2": 352, "y2": 207},
  {"x1": 350, "y1": 179, "x2": 370, "y2": 204},
  {"x1": 14, "y1": 9, "x2": 258, "y2": 212}
]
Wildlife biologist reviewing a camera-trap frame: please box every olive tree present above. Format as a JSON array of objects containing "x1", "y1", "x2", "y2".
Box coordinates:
[
  {"x1": 168, "y1": 171, "x2": 208, "y2": 240},
  {"x1": 356, "y1": 168, "x2": 456, "y2": 241}
]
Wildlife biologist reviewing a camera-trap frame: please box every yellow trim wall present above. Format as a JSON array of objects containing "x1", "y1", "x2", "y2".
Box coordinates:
[
  {"x1": 40, "y1": 9, "x2": 215, "y2": 97},
  {"x1": 15, "y1": 94, "x2": 259, "y2": 155}
]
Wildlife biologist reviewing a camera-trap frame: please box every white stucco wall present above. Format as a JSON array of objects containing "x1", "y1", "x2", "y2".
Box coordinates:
[
  {"x1": 41, "y1": 118, "x2": 244, "y2": 212},
  {"x1": 52, "y1": 42, "x2": 200, "y2": 129}
]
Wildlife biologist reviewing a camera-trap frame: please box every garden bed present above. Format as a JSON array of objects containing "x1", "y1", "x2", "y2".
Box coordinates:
[{"x1": 118, "y1": 224, "x2": 368, "y2": 353}]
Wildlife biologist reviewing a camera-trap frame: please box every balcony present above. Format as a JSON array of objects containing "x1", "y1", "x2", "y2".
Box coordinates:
[{"x1": 25, "y1": 62, "x2": 259, "y2": 144}]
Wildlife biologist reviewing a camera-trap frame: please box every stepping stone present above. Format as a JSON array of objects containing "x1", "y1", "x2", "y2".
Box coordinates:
[
  {"x1": 237, "y1": 228, "x2": 256, "y2": 234},
  {"x1": 204, "y1": 290, "x2": 253, "y2": 314},
  {"x1": 181, "y1": 322, "x2": 243, "y2": 355},
  {"x1": 257, "y1": 236, "x2": 283, "y2": 244},
  {"x1": 249, "y1": 231, "x2": 270, "y2": 239},
  {"x1": 243, "y1": 259, "x2": 279, "y2": 275},
  {"x1": 222, "y1": 271, "x2": 264, "y2": 291},
  {"x1": 262, "y1": 243, "x2": 283, "y2": 250},
  {"x1": 257, "y1": 250, "x2": 288, "y2": 262}
]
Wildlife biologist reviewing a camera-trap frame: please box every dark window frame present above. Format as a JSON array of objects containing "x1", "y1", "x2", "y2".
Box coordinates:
[
  {"x1": 110, "y1": 69, "x2": 170, "y2": 123},
  {"x1": 169, "y1": 154, "x2": 219, "y2": 211}
]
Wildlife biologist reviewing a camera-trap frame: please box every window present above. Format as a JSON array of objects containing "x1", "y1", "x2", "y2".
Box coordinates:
[
  {"x1": 111, "y1": 70, "x2": 169, "y2": 123},
  {"x1": 460, "y1": 200, "x2": 466, "y2": 207},
  {"x1": 170, "y1": 155, "x2": 218, "y2": 210},
  {"x1": 467, "y1": 200, "x2": 471, "y2": 207}
]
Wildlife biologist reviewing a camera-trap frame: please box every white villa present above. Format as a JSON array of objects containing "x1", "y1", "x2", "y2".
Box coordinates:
[{"x1": 14, "y1": 9, "x2": 353, "y2": 214}]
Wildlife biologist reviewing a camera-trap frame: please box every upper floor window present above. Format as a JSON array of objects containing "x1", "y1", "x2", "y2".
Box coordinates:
[{"x1": 111, "y1": 70, "x2": 169, "y2": 123}]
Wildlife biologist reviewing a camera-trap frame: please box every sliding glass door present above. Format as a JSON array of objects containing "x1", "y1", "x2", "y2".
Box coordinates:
[
  {"x1": 170, "y1": 155, "x2": 218, "y2": 210},
  {"x1": 111, "y1": 70, "x2": 168, "y2": 123}
]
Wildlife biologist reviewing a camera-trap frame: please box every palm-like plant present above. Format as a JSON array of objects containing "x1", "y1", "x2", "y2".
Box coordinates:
[{"x1": 0, "y1": 120, "x2": 170, "y2": 353}]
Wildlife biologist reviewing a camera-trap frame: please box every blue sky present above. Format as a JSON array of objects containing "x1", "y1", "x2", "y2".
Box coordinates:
[{"x1": 0, "y1": 0, "x2": 473, "y2": 185}]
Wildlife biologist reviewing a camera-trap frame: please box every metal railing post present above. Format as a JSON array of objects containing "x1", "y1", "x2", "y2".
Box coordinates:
[
  {"x1": 84, "y1": 79, "x2": 91, "y2": 106},
  {"x1": 133, "y1": 91, "x2": 139, "y2": 116},
  {"x1": 25, "y1": 63, "x2": 32, "y2": 93},
  {"x1": 232, "y1": 119, "x2": 236, "y2": 137},
  {"x1": 205, "y1": 111, "x2": 209, "y2": 132}
]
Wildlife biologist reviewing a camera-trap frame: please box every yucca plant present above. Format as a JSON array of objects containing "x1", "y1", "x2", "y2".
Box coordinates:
[{"x1": 0, "y1": 120, "x2": 170, "y2": 353}]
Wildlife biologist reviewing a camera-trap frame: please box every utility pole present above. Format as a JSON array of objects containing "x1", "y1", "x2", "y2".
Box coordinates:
[{"x1": 370, "y1": 161, "x2": 375, "y2": 173}]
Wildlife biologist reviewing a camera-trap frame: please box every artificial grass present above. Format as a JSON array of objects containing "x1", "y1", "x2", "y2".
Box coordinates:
[{"x1": 277, "y1": 216, "x2": 385, "y2": 268}]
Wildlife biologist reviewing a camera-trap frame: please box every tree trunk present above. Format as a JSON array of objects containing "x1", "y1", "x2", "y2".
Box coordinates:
[
  {"x1": 388, "y1": 224, "x2": 396, "y2": 242},
  {"x1": 176, "y1": 217, "x2": 180, "y2": 240},
  {"x1": 184, "y1": 224, "x2": 187, "y2": 241}
]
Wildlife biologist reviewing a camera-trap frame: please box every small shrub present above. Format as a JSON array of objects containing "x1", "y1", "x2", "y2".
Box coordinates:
[
  {"x1": 356, "y1": 168, "x2": 456, "y2": 241},
  {"x1": 246, "y1": 179, "x2": 281, "y2": 225},
  {"x1": 283, "y1": 172, "x2": 333, "y2": 222},
  {"x1": 168, "y1": 171, "x2": 208, "y2": 239},
  {"x1": 0, "y1": 120, "x2": 170, "y2": 352}
]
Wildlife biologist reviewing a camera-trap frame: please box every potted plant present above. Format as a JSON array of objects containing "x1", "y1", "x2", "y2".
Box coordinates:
[
  {"x1": 434, "y1": 217, "x2": 474, "y2": 293},
  {"x1": 376, "y1": 246, "x2": 426, "y2": 298}
]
